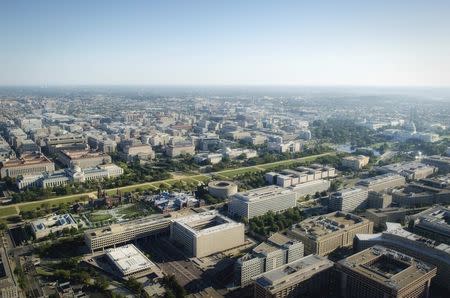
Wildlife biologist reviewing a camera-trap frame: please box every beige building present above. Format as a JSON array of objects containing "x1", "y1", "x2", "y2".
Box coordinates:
[
  {"x1": 357, "y1": 173, "x2": 406, "y2": 192},
  {"x1": 365, "y1": 207, "x2": 407, "y2": 228},
  {"x1": 0, "y1": 153, "x2": 55, "y2": 178},
  {"x1": 342, "y1": 155, "x2": 370, "y2": 170},
  {"x1": 84, "y1": 215, "x2": 171, "y2": 252},
  {"x1": 57, "y1": 149, "x2": 112, "y2": 169},
  {"x1": 170, "y1": 211, "x2": 245, "y2": 258},
  {"x1": 253, "y1": 254, "x2": 335, "y2": 298},
  {"x1": 287, "y1": 211, "x2": 373, "y2": 256},
  {"x1": 336, "y1": 245, "x2": 436, "y2": 298}
]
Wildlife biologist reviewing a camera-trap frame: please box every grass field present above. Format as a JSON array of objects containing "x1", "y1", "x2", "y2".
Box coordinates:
[
  {"x1": 89, "y1": 213, "x2": 112, "y2": 222},
  {"x1": 0, "y1": 152, "x2": 332, "y2": 219}
]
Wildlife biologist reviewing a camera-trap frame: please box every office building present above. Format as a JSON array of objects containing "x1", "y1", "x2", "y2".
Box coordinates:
[
  {"x1": 264, "y1": 165, "x2": 336, "y2": 187},
  {"x1": 336, "y1": 245, "x2": 436, "y2": 298},
  {"x1": 422, "y1": 155, "x2": 450, "y2": 173},
  {"x1": 342, "y1": 155, "x2": 370, "y2": 170},
  {"x1": 408, "y1": 205, "x2": 450, "y2": 245},
  {"x1": 365, "y1": 207, "x2": 407, "y2": 228},
  {"x1": 287, "y1": 211, "x2": 373, "y2": 256},
  {"x1": 0, "y1": 153, "x2": 55, "y2": 178},
  {"x1": 354, "y1": 223, "x2": 450, "y2": 290},
  {"x1": 376, "y1": 162, "x2": 437, "y2": 180},
  {"x1": 288, "y1": 179, "x2": 330, "y2": 199},
  {"x1": 253, "y1": 254, "x2": 335, "y2": 298},
  {"x1": 235, "y1": 233, "x2": 304, "y2": 286},
  {"x1": 170, "y1": 211, "x2": 244, "y2": 258},
  {"x1": 368, "y1": 190, "x2": 392, "y2": 208},
  {"x1": 328, "y1": 187, "x2": 369, "y2": 212},
  {"x1": 228, "y1": 186, "x2": 297, "y2": 220},
  {"x1": 57, "y1": 149, "x2": 112, "y2": 169},
  {"x1": 356, "y1": 173, "x2": 406, "y2": 192},
  {"x1": 84, "y1": 215, "x2": 171, "y2": 252},
  {"x1": 165, "y1": 139, "x2": 195, "y2": 157},
  {"x1": 31, "y1": 214, "x2": 78, "y2": 239},
  {"x1": 105, "y1": 244, "x2": 160, "y2": 279}
]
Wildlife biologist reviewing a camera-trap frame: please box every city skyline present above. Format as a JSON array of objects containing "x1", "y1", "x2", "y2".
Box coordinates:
[{"x1": 1, "y1": 0, "x2": 450, "y2": 86}]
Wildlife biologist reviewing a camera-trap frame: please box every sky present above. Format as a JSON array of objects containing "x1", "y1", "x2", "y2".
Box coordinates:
[{"x1": 1, "y1": 0, "x2": 450, "y2": 86}]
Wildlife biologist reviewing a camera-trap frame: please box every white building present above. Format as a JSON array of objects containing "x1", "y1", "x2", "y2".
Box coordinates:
[
  {"x1": 329, "y1": 187, "x2": 369, "y2": 212},
  {"x1": 170, "y1": 211, "x2": 245, "y2": 258},
  {"x1": 228, "y1": 186, "x2": 297, "y2": 219},
  {"x1": 31, "y1": 214, "x2": 78, "y2": 239}
]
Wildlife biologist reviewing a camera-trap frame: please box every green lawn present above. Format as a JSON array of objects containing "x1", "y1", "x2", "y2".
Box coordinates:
[
  {"x1": 0, "y1": 206, "x2": 17, "y2": 217},
  {"x1": 16, "y1": 195, "x2": 90, "y2": 213},
  {"x1": 89, "y1": 213, "x2": 112, "y2": 222}
]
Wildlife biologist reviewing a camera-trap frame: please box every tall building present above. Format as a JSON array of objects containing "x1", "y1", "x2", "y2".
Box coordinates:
[
  {"x1": 328, "y1": 187, "x2": 369, "y2": 212},
  {"x1": 354, "y1": 223, "x2": 450, "y2": 290},
  {"x1": 235, "y1": 233, "x2": 304, "y2": 286},
  {"x1": 170, "y1": 211, "x2": 244, "y2": 258},
  {"x1": 253, "y1": 254, "x2": 335, "y2": 298},
  {"x1": 336, "y1": 245, "x2": 436, "y2": 298},
  {"x1": 287, "y1": 211, "x2": 373, "y2": 256},
  {"x1": 228, "y1": 186, "x2": 297, "y2": 220}
]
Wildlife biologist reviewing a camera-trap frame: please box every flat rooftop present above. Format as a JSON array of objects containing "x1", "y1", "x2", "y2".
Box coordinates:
[
  {"x1": 233, "y1": 185, "x2": 292, "y2": 202},
  {"x1": 291, "y1": 211, "x2": 366, "y2": 239},
  {"x1": 173, "y1": 211, "x2": 242, "y2": 236},
  {"x1": 357, "y1": 173, "x2": 404, "y2": 186},
  {"x1": 1, "y1": 153, "x2": 53, "y2": 168},
  {"x1": 60, "y1": 149, "x2": 109, "y2": 160},
  {"x1": 254, "y1": 255, "x2": 333, "y2": 289},
  {"x1": 338, "y1": 245, "x2": 436, "y2": 289},
  {"x1": 106, "y1": 244, "x2": 155, "y2": 276}
]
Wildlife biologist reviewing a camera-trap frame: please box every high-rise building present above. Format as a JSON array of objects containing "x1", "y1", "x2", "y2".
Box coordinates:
[
  {"x1": 354, "y1": 222, "x2": 450, "y2": 290},
  {"x1": 235, "y1": 233, "x2": 304, "y2": 286},
  {"x1": 170, "y1": 211, "x2": 244, "y2": 258},
  {"x1": 287, "y1": 211, "x2": 373, "y2": 256},
  {"x1": 228, "y1": 186, "x2": 297, "y2": 220},
  {"x1": 328, "y1": 187, "x2": 369, "y2": 212},
  {"x1": 336, "y1": 245, "x2": 436, "y2": 298},
  {"x1": 253, "y1": 254, "x2": 335, "y2": 298}
]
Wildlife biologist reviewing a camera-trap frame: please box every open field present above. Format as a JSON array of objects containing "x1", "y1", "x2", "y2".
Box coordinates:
[{"x1": 0, "y1": 152, "x2": 333, "y2": 219}]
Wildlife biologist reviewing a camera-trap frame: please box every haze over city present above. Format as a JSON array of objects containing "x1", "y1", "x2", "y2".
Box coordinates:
[{"x1": 1, "y1": 1, "x2": 450, "y2": 298}]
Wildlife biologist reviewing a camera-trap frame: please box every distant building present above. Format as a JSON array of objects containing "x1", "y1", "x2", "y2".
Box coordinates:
[
  {"x1": 253, "y1": 254, "x2": 335, "y2": 298},
  {"x1": 208, "y1": 181, "x2": 238, "y2": 199},
  {"x1": 31, "y1": 214, "x2": 78, "y2": 239},
  {"x1": 0, "y1": 153, "x2": 55, "y2": 178},
  {"x1": 228, "y1": 186, "x2": 297, "y2": 220},
  {"x1": 407, "y1": 205, "x2": 450, "y2": 245},
  {"x1": 194, "y1": 152, "x2": 223, "y2": 165},
  {"x1": 287, "y1": 211, "x2": 373, "y2": 256},
  {"x1": 235, "y1": 233, "x2": 304, "y2": 286},
  {"x1": 170, "y1": 211, "x2": 244, "y2": 258},
  {"x1": 265, "y1": 164, "x2": 336, "y2": 187},
  {"x1": 342, "y1": 155, "x2": 370, "y2": 170},
  {"x1": 422, "y1": 155, "x2": 450, "y2": 173},
  {"x1": 268, "y1": 140, "x2": 302, "y2": 154},
  {"x1": 336, "y1": 245, "x2": 436, "y2": 298},
  {"x1": 376, "y1": 162, "x2": 437, "y2": 180},
  {"x1": 328, "y1": 187, "x2": 369, "y2": 212},
  {"x1": 356, "y1": 173, "x2": 406, "y2": 192},
  {"x1": 165, "y1": 139, "x2": 195, "y2": 157},
  {"x1": 57, "y1": 149, "x2": 112, "y2": 169}
]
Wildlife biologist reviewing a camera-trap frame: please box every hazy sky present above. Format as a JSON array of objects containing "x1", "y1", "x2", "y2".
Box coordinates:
[{"x1": 1, "y1": 0, "x2": 450, "y2": 86}]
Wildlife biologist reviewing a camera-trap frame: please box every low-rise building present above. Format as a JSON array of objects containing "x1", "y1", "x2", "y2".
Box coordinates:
[
  {"x1": 31, "y1": 214, "x2": 78, "y2": 239},
  {"x1": 336, "y1": 245, "x2": 436, "y2": 298},
  {"x1": 376, "y1": 162, "x2": 437, "y2": 180},
  {"x1": 170, "y1": 211, "x2": 244, "y2": 258},
  {"x1": 208, "y1": 180, "x2": 238, "y2": 199},
  {"x1": 287, "y1": 211, "x2": 373, "y2": 256},
  {"x1": 84, "y1": 215, "x2": 171, "y2": 252},
  {"x1": 422, "y1": 155, "x2": 450, "y2": 173},
  {"x1": 365, "y1": 207, "x2": 408, "y2": 228},
  {"x1": 105, "y1": 244, "x2": 160, "y2": 279},
  {"x1": 407, "y1": 205, "x2": 450, "y2": 245},
  {"x1": 57, "y1": 149, "x2": 112, "y2": 169},
  {"x1": 0, "y1": 153, "x2": 55, "y2": 178},
  {"x1": 356, "y1": 173, "x2": 406, "y2": 192},
  {"x1": 342, "y1": 155, "x2": 370, "y2": 170}
]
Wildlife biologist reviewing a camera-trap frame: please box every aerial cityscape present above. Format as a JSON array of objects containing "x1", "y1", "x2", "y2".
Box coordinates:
[{"x1": 1, "y1": 1, "x2": 450, "y2": 298}]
